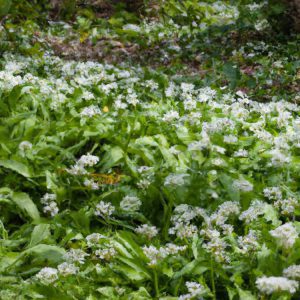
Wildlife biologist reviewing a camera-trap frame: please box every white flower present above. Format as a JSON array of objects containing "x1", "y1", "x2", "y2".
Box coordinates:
[
  {"x1": 233, "y1": 178, "x2": 253, "y2": 192},
  {"x1": 86, "y1": 233, "x2": 105, "y2": 247},
  {"x1": 256, "y1": 276, "x2": 298, "y2": 294},
  {"x1": 283, "y1": 265, "x2": 300, "y2": 279},
  {"x1": 95, "y1": 244, "x2": 117, "y2": 261},
  {"x1": 19, "y1": 141, "x2": 32, "y2": 151},
  {"x1": 142, "y1": 245, "x2": 160, "y2": 266},
  {"x1": 263, "y1": 187, "x2": 282, "y2": 201},
  {"x1": 83, "y1": 178, "x2": 99, "y2": 190},
  {"x1": 184, "y1": 281, "x2": 205, "y2": 298},
  {"x1": 41, "y1": 193, "x2": 56, "y2": 204},
  {"x1": 274, "y1": 198, "x2": 298, "y2": 216},
  {"x1": 164, "y1": 173, "x2": 189, "y2": 187},
  {"x1": 95, "y1": 201, "x2": 115, "y2": 218},
  {"x1": 36, "y1": 267, "x2": 58, "y2": 284},
  {"x1": 210, "y1": 201, "x2": 240, "y2": 226},
  {"x1": 81, "y1": 90, "x2": 94, "y2": 100},
  {"x1": 239, "y1": 200, "x2": 266, "y2": 224},
  {"x1": 238, "y1": 230, "x2": 260, "y2": 254},
  {"x1": 120, "y1": 196, "x2": 141, "y2": 212},
  {"x1": 137, "y1": 179, "x2": 151, "y2": 189},
  {"x1": 123, "y1": 24, "x2": 141, "y2": 32},
  {"x1": 254, "y1": 19, "x2": 269, "y2": 31},
  {"x1": 57, "y1": 262, "x2": 79, "y2": 276},
  {"x1": 43, "y1": 201, "x2": 59, "y2": 217},
  {"x1": 233, "y1": 149, "x2": 248, "y2": 157},
  {"x1": 269, "y1": 149, "x2": 291, "y2": 167},
  {"x1": 77, "y1": 154, "x2": 99, "y2": 167},
  {"x1": 41, "y1": 193, "x2": 59, "y2": 217},
  {"x1": 135, "y1": 224, "x2": 158, "y2": 239},
  {"x1": 224, "y1": 134, "x2": 238, "y2": 144},
  {"x1": 66, "y1": 164, "x2": 87, "y2": 175},
  {"x1": 162, "y1": 110, "x2": 179, "y2": 122},
  {"x1": 270, "y1": 223, "x2": 298, "y2": 249},
  {"x1": 80, "y1": 105, "x2": 101, "y2": 117},
  {"x1": 64, "y1": 249, "x2": 89, "y2": 264}
]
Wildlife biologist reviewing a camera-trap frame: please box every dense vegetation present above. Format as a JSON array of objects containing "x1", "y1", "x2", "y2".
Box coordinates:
[{"x1": 0, "y1": 1, "x2": 300, "y2": 299}]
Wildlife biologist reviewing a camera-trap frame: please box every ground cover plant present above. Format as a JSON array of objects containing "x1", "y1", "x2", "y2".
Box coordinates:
[{"x1": 0, "y1": 1, "x2": 300, "y2": 299}]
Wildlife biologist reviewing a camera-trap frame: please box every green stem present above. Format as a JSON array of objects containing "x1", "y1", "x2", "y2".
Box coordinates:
[
  {"x1": 210, "y1": 258, "x2": 216, "y2": 300},
  {"x1": 153, "y1": 269, "x2": 160, "y2": 298}
]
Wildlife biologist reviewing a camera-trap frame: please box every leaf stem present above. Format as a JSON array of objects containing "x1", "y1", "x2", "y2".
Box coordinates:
[
  {"x1": 153, "y1": 269, "x2": 160, "y2": 298},
  {"x1": 210, "y1": 258, "x2": 216, "y2": 300}
]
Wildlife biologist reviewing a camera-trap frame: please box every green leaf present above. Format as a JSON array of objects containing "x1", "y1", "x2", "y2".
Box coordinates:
[
  {"x1": 219, "y1": 173, "x2": 240, "y2": 202},
  {"x1": 28, "y1": 224, "x2": 51, "y2": 247},
  {"x1": 263, "y1": 204, "x2": 280, "y2": 226},
  {"x1": 236, "y1": 287, "x2": 256, "y2": 300},
  {"x1": 24, "y1": 244, "x2": 65, "y2": 264},
  {"x1": 0, "y1": 159, "x2": 32, "y2": 177},
  {"x1": 173, "y1": 260, "x2": 207, "y2": 279},
  {"x1": 223, "y1": 62, "x2": 240, "y2": 89},
  {"x1": 97, "y1": 287, "x2": 117, "y2": 298},
  {"x1": 11, "y1": 192, "x2": 40, "y2": 221},
  {"x1": 0, "y1": 0, "x2": 11, "y2": 16},
  {"x1": 101, "y1": 146, "x2": 124, "y2": 170}
]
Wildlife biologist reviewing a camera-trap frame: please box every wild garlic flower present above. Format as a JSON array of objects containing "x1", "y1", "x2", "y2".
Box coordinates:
[
  {"x1": 137, "y1": 178, "x2": 151, "y2": 189},
  {"x1": 66, "y1": 164, "x2": 87, "y2": 175},
  {"x1": 169, "y1": 223, "x2": 198, "y2": 239},
  {"x1": 263, "y1": 187, "x2": 282, "y2": 201},
  {"x1": 237, "y1": 230, "x2": 260, "y2": 254},
  {"x1": 224, "y1": 134, "x2": 238, "y2": 144},
  {"x1": 81, "y1": 90, "x2": 95, "y2": 101},
  {"x1": 233, "y1": 149, "x2": 248, "y2": 157},
  {"x1": 95, "y1": 201, "x2": 115, "y2": 218},
  {"x1": 233, "y1": 178, "x2": 253, "y2": 192},
  {"x1": 162, "y1": 110, "x2": 179, "y2": 122},
  {"x1": 80, "y1": 105, "x2": 101, "y2": 117},
  {"x1": 283, "y1": 265, "x2": 300, "y2": 279},
  {"x1": 57, "y1": 262, "x2": 79, "y2": 276},
  {"x1": 40, "y1": 193, "x2": 59, "y2": 217},
  {"x1": 64, "y1": 249, "x2": 89, "y2": 265},
  {"x1": 83, "y1": 178, "x2": 99, "y2": 190},
  {"x1": 120, "y1": 196, "x2": 141, "y2": 212},
  {"x1": 164, "y1": 173, "x2": 189, "y2": 187},
  {"x1": 239, "y1": 200, "x2": 266, "y2": 224},
  {"x1": 142, "y1": 245, "x2": 160, "y2": 266},
  {"x1": 77, "y1": 154, "x2": 99, "y2": 167},
  {"x1": 270, "y1": 223, "x2": 298, "y2": 249},
  {"x1": 19, "y1": 141, "x2": 32, "y2": 151},
  {"x1": 142, "y1": 244, "x2": 186, "y2": 266},
  {"x1": 95, "y1": 244, "x2": 117, "y2": 261},
  {"x1": 86, "y1": 233, "x2": 105, "y2": 247},
  {"x1": 256, "y1": 276, "x2": 298, "y2": 294},
  {"x1": 36, "y1": 267, "x2": 58, "y2": 284},
  {"x1": 210, "y1": 201, "x2": 240, "y2": 226},
  {"x1": 179, "y1": 281, "x2": 205, "y2": 300},
  {"x1": 274, "y1": 198, "x2": 298, "y2": 216},
  {"x1": 135, "y1": 224, "x2": 158, "y2": 239},
  {"x1": 201, "y1": 229, "x2": 229, "y2": 263}
]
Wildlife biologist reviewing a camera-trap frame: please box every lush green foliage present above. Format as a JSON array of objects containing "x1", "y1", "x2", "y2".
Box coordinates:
[{"x1": 0, "y1": 1, "x2": 300, "y2": 299}]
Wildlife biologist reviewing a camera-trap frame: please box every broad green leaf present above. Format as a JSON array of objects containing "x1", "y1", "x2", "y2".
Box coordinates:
[
  {"x1": 97, "y1": 287, "x2": 116, "y2": 298},
  {"x1": 117, "y1": 256, "x2": 151, "y2": 280},
  {"x1": 0, "y1": 159, "x2": 31, "y2": 177},
  {"x1": 11, "y1": 192, "x2": 40, "y2": 221},
  {"x1": 236, "y1": 287, "x2": 256, "y2": 300},
  {"x1": 24, "y1": 244, "x2": 65, "y2": 264},
  {"x1": 101, "y1": 146, "x2": 124, "y2": 170},
  {"x1": 263, "y1": 204, "x2": 281, "y2": 226},
  {"x1": 0, "y1": 0, "x2": 11, "y2": 16},
  {"x1": 219, "y1": 173, "x2": 240, "y2": 202},
  {"x1": 28, "y1": 224, "x2": 51, "y2": 247}
]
